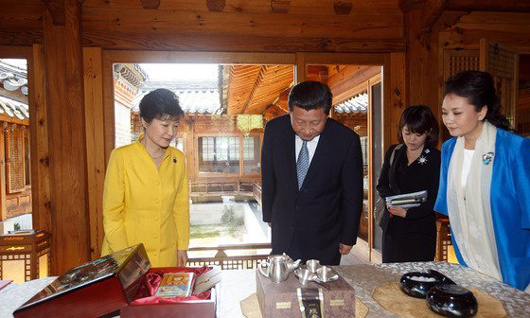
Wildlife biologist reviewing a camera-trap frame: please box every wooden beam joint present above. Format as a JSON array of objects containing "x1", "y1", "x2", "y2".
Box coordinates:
[
  {"x1": 420, "y1": 0, "x2": 447, "y2": 35},
  {"x1": 42, "y1": 0, "x2": 66, "y2": 26},
  {"x1": 399, "y1": 0, "x2": 426, "y2": 14}
]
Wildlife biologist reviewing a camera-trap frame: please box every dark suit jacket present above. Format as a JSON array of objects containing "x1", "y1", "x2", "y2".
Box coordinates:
[{"x1": 261, "y1": 115, "x2": 364, "y2": 265}]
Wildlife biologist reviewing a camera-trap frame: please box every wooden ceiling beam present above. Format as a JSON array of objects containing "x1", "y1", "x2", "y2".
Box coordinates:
[
  {"x1": 401, "y1": 0, "x2": 530, "y2": 15},
  {"x1": 333, "y1": 1, "x2": 353, "y2": 15},
  {"x1": 140, "y1": 0, "x2": 160, "y2": 10},
  {"x1": 206, "y1": 0, "x2": 225, "y2": 12},
  {"x1": 271, "y1": 0, "x2": 290, "y2": 13}
]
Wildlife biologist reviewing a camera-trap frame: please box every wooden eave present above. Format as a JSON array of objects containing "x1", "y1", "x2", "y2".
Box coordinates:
[{"x1": 226, "y1": 65, "x2": 293, "y2": 115}]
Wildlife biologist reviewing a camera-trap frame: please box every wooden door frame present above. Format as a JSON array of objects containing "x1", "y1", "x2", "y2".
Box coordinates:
[
  {"x1": 295, "y1": 52, "x2": 392, "y2": 263},
  {"x1": 90, "y1": 50, "x2": 398, "y2": 261},
  {"x1": 0, "y1": 47, "x2": 50, "y2": 232}
]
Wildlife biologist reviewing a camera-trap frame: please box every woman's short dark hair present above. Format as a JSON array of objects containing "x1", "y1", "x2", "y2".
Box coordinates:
[
  {"x1": 443, "y1": 70, "x2": 511, "y2": 130},
  {"x1": 139, "y1": 89, "x2": 184, "y2": 123},
  {"x1": 288, "y1": 81, "x2": 332, "y2": 115},
  {"x1": 398, "y1": 105, "x2": 439, "y2": 147}
]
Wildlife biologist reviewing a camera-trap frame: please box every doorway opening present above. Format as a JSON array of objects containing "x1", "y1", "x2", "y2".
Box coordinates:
[{"x1": 0, "y1": 59, "x2": 32, "y2": 234}]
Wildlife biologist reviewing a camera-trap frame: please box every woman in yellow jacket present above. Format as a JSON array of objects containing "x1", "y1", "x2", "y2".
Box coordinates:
[{"x1": 101, "y1": 89, "x2": 189, "y2": 267}]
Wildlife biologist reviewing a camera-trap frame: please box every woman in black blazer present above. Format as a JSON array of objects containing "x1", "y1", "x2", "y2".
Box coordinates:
[{"x1": 377, "y1": 106, "x2": 441, "y2": 263}]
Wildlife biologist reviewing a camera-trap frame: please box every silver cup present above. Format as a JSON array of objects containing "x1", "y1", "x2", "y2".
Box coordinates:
[
  {"x1": 296, "y1": 268, "x2": 315, "y2": 286},
  {"x1": 305, "y1": 259, "x2": 320, "y2": 273},
  {"x1": 316, "y1": 266, "x2": 338, "y2": 282}
]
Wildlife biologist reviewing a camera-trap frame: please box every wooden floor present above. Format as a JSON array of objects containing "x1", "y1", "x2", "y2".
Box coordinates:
[{"x1": 340, "y1": 248, "x2": 371, "y2": 265}]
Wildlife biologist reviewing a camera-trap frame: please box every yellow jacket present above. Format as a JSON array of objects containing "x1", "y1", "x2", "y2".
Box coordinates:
[{"x1": 101, "y1": 140, "x2": 189, "y2": 267}]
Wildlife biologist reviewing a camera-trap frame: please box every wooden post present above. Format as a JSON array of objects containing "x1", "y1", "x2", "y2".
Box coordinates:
[
  {"x1": 42, "y1": 0, "x2": 90, "y2": 274},
  {"x1": 404, "y1": 9, "x2": 440, "y2": 112},
  {"x1": 403, "y1": 6, "x2": 465, "y2": 130},
  {"x1": 83, "y1": 47, "x2": 106, "y2": 260},
  {"x1": 30, "y1": 44, "x2": 53, "y2": 240}
]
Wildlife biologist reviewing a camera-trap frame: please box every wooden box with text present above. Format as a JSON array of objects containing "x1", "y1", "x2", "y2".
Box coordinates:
[{"x1": 256, "y1": 269, "x2": 355, "y2": 317}]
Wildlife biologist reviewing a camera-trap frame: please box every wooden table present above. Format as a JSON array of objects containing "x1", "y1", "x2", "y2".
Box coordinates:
[{"x1": 1, "y1": 263, "x2": 529, "y2": 317}]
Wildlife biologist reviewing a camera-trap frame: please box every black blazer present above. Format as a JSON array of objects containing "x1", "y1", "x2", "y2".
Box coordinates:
[
  {"x1": 376, "y1": 144, "x2": 441, "y2": 235},
  {"x1": 261, "y1": 115, "x2": 364, "y2": 264}
]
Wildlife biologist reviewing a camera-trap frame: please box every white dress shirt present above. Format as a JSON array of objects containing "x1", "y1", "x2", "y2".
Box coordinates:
[{"x1": 295, "y1": 134, "x2": 320, "y2": 164}]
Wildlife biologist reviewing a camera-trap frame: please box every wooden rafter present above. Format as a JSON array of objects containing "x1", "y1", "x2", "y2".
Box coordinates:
[
  {"x1": 241, "y1": 65, "x2": 268, "y2": 114},
  {"x1": 42, "y1": 0, "x2": 66, "y2": 26}
]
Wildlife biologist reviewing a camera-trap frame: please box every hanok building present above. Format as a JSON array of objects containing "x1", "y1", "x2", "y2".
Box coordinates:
[
  {"x1": 1, "y1": 0, "x2": 529, "y2": 275},
  {"x1": 0, "y1": 60, "x2": 31, "y2": 232}
]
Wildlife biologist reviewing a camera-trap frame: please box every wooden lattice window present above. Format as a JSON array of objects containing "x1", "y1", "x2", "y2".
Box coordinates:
[
  {"x1": 443, "y1": 49, "x2": 480, "y2": 82},
  {"x1": 480, "y1": 39, "x2": 519, "y2": 129},
  {"x1": 5, "y1": 125, "x2": 26, "y2": 193},
  {"x1": 441, "y1": 49, "x2": 480, "y2": 140}
]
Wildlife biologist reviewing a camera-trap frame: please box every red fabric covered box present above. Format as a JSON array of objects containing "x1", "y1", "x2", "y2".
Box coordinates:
[
  {"x1": 13, "y1": 244, "x2": 219, "y2": 318},
  {"x1": 120, "y1": 266, "x2": 218, "y2": 318}
]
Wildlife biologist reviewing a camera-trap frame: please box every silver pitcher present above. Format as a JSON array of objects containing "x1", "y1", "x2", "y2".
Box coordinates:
[{"x1": 258, "y1": 254, "x2": 301, "y2": 283}]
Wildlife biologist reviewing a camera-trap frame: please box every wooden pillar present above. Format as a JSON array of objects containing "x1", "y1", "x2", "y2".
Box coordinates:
[
  {"x1": 389, "y1": 52, "x2": 406, "y2": 145},
  {"x1": 404, "y1": 9, "x2": 441, "y2": 113},
  {"x1": 30, "y1": 44, "x2": 53, "y2": 240},
  {"x1": 42, "y1": 0, "x2": 90, "y2": 274},
  {"x1": 402, "y1": 2, "x2": 466, "y2": 136},
  {"x1": 83, "y1": 47, "x2": 106, "y2": 260}
]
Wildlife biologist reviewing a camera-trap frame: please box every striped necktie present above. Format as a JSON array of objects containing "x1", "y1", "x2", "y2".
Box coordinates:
[{"x1": 297, "y1": 141, "x2": 309, "y2": 189}]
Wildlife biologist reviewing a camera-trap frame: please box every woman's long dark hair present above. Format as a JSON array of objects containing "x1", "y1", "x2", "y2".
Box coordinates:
[{"x1": 443, "y1": 71, "x2": 511, "y2": 131}]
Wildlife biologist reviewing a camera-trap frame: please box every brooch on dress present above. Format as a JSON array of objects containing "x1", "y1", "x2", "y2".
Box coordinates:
[
  {"x1": 417, "y1": 155, "x2": 428, "y2": 165},
  {"x1": 482, "y1": 152, "x2": 494, "y2": 165}
]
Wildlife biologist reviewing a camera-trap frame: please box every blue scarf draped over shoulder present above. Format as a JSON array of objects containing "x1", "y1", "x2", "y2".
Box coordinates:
[{"x1": 434, "y1": 128, "x2": 530, "y2": 291}]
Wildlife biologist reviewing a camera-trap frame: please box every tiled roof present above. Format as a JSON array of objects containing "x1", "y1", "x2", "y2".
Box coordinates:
[
  {"x1": 0, "y1": 60, "x2": 29, "y2": 121},
  {"x1": 0, "y1": 96, "x2": 29, "y2": 120},
  {"x1": 0, "y1": 61, "x2": 28, "y2": 96},
  {"x1": 137, "y1": 80, "x2": 222, "y2": 114},
  {"x1": 175, "y1": 89, "x2": 221, "y2": 114},
  {"x1": 334, "y1": 92, "x2": 368, "y2": 114}
]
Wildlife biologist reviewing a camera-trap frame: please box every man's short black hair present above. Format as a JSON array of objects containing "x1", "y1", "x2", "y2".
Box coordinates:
[
  {"x1": 139, "y1": 88, "x2": 184, "y2": 123},
  {"x1": 288, "y1": 81, "x2": 333, "y2": 115}
]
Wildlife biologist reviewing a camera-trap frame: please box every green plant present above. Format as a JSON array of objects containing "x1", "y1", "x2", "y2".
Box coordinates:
[
  {"x1": 14, "y1": 223, "x2": 21, "y2": 231},
  {"x1": 221, "y1": 205, "x2": 244, "y2": 227}
]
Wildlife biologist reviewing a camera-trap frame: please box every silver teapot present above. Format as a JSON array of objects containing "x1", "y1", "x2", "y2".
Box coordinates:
[{"x1": 258, "y1": 254, "x2": 301, "y2": 283}]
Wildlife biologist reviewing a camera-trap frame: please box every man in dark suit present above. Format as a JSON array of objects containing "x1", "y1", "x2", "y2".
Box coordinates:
[{"x1": 261, "y1": 81, "x2": 364, "y2": 265}]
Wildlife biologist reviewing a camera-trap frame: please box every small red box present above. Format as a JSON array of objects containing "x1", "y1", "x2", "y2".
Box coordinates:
[
  {"x1": 13, "y1": 244, "x2": 218, "y2": 318},
  {"x1": 120, "y1": 266, "x2": 218, "y2": 318}
]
